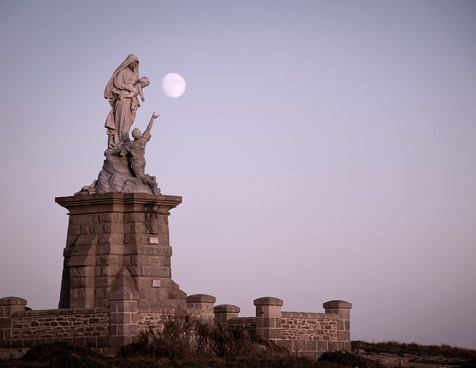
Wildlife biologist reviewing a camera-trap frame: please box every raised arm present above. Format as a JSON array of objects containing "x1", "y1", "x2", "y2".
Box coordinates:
[{"x1": 144, "y1": 112, "x2": 160, "y2": 135}]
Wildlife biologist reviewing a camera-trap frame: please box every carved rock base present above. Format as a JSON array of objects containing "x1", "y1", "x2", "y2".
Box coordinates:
[{"x1": 95, "y1": 153, "x2": 160, "y2": 195}]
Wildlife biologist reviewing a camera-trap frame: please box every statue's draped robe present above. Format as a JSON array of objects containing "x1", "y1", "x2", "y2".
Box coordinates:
[{"x1": 104, "y1": 54, "x2": 140, "y2": 147}]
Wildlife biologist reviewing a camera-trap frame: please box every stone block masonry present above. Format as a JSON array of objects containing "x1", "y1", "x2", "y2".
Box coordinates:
[
  {"x1": 55, "y1": 193, "x2": 186, "y2": 311},
  {"x1": 216, "y1": 297, "x2": 352, "y2": 360},
  {"x1": 186, "y1": 294, "x2": 216, "y2": 323},
  {"x1": 0, "y1": 297, "x2": 109, "y2": 349},
  {"x1": 281, "y1": 312, "x2": 337, "y2": 342},
  {"x1": 1, "y1": 192, "x2": 352, "y2": 359},
  {"x1": 1, "y1": 295, "x2": 351, "y2": 359},
  {"x1": 275, "y1": 299, "x2": 352, "y2": 358}
]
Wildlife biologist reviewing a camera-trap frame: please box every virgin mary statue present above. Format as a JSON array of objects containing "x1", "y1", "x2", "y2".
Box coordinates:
[{"x1": 104, "y1": 54, "x2": 149, "y2": 148}]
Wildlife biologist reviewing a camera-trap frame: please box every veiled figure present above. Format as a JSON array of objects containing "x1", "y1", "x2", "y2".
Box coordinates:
[{"x1": 104, "y1": 54, "x2": 149, "y2": 148}]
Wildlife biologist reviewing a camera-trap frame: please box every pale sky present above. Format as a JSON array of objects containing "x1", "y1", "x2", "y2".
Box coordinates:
[{"x1": 0, "y1": 0, "x2": 475, "y2": 349}]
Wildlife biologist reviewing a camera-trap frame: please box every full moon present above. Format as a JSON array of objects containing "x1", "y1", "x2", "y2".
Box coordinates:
[{"x1": 162, "y1": 73, "x2": 186, "y2": 98}]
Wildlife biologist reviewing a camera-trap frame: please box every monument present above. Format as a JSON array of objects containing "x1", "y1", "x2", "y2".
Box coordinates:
[
  {"x1": 0, "y1": 55, "x2": 352, "y2": 358},
  {"x1": 57, "y1": 54, "x2": 185, "y2": 312}
]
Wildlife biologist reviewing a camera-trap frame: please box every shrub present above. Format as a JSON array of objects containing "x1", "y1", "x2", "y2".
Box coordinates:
[
  {"x1": 120, "y1": 315, "x2": 273, "y2": 359},
  {"x1": 17, "y1": 341, "x2": 113, "y2": 368},
  {"x1": 459, "y1": 359, "x2": 476, "y2": 368},
  {"x1": 118, "y1": 315, "x2": 314, "y2": 367},
  {"x1": 22, "y1": 341, "x2": 102, "y2": 362},
  {"x1": 48, "y1": 354, "x2": 112, "y2": 368}
]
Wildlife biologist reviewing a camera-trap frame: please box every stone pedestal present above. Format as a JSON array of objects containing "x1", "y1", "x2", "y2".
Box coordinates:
[{"x1": 56, "y1": 193, "x2": 186, "y2": 311}]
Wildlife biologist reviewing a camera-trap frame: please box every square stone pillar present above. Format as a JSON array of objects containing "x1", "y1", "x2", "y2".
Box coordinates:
[
  {"x1": 213, "y1": 304, "x2": 240, "y2": 326},
  {"x1": 0, "y1": 297, "x2": 26, "y2": 346},
  {"x1": 323, "y1": 300, "x2": 352, "y2": 350},
  {"x1": 109, "y1": 288, "x2": 139, "y2": 347},
  {"x1": 56, "y1": 193, "x2": 186, "y2": 311},
  {"x1": 0, "y1": 297, "x2": 27, "y2": 318},
  {"x1": 254, "y1": 296, "x2": 283, "y2": 341},
  {"x1": 186, "y1": 294, "x2": 216, "y2": 323}
]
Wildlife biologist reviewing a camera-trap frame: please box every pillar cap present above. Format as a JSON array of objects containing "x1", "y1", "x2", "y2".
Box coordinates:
[
  {"x1": 323, "y1": 300, "x2": 352, "y2": 309},
  {"x1": 0, "y1": 296, "x2": 27, "y2": 306},
  {"x1": 254, "y1": 296, "x2": 283, "y2": 306},
  {"x1": 186, "y1": 294, "x2": 216, "y2": 303},
  {"x1": 214, "y1": 304, "x2": 240, "y2": 313}
]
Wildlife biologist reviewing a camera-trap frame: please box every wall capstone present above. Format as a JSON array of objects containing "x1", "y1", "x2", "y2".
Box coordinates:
[
  {"x1": 0, "y1": 297, "x2": 27, "y2": 318},
  {"x1": 323, "y1": 300, "x2": 352, "y2": 316}
]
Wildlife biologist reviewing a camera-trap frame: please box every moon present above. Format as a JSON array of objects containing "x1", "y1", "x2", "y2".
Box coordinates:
[{"x1": 162, "y1": 73, "x2": 186, "y2": 98}]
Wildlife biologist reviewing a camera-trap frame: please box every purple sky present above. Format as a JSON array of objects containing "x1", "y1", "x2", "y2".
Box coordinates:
[{"x1": 1, "y1": 0, "x2": 475, "y2": 349}]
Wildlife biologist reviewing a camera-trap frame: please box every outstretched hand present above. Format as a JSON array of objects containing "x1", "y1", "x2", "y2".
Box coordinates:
[{"x1": 145, "y1": 111, "x2": 160, "y2": 135}]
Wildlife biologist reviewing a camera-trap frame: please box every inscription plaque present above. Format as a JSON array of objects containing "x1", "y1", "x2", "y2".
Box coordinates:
[
  {"x1": 141, "y1": 266, "x2": 171, "y2": 277},
  {"x1": 138, "y1": 245, "x2": 172, "y2": 256}
]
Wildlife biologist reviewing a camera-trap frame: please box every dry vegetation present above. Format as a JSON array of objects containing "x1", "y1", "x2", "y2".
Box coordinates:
[
  {"x1": 1, "y1": 320, "x2": 475, "y2": 368},
  {"x1": 353, "y1": 340, "x2": 476, "y2": 368},
  {"x1": 353, "y1": 340, "x2": 476, "y2": 361}
]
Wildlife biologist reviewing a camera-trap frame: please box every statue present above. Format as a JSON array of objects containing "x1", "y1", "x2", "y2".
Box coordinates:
[
  {"x1": 107, "y1": 112, "x2": 160, "y2": 194},
  {"x1": 145, "y1": 204, "x2": 160, "y2": 234},
  {"x1": 76, "y1": 55, "x2": 161, "y2": 196},
  {"x1": 104, "y1": 54, "x2": 150, "y2": 148},
  {"x1": 94, "y1": 111, "x2": 161, "y2": 195},
  {"x1": 123, "y1": 112, "x2": 158, "y2": 177}
]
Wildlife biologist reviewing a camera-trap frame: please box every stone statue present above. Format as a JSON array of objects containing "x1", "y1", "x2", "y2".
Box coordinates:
[
  {"x1": 124, "y1": 112, "x2": 158, "y2": 176},
  {"x1": 75, "y1": 55, "x2": 162, "y2": 196},
  {"x1": 145, "y1": 204, "x2": 160, "y2": 234},
  {"x1": 95, "y1": 112, "x2": 161, "y2": 194},
  {"x1": 104, "y1": 54, "x2": 150, "y2": 148}
]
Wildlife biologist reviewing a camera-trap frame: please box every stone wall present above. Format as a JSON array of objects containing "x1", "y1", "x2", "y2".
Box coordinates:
[
  {"x1": 1, "y1": 292, "x2": 220, "y2": 351},
  {"x1": 136, "y1": 294, "x2": 217, "y2": 334},
  {"x1": 278, "y1": 311, "x2": 339, "y2": 357},
  {"x1": 137, "y1": 312, "x2": 165, "y2": 332},
  {"x1": 2, "y1": 192, "x2": 352, "y2": 359},
  {"x1": 226, "y1": 317, "x2": 256, "y2": 337},
  {"x1": 216, "y1": 298, "x2": 352, "y2": 360},
  {"x1": 281, "y1": 312, "x2": 338, "y2": 341},
  {"x1": 1, "y1": 295, "x2": 351, "y2": 359},
  {"x1": 1, "y1": 307, "x2": 109, "y2": 348}
]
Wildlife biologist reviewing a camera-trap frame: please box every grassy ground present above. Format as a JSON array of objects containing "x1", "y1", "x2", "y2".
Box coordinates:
[
  {"x1": 352, "y1": 341, "x2": 476, "y2": 368},
  {"x1": 0, "y1": 344, "x2": 381, "y2": 368},
  {"x1": 353, "y1": 340, "x2": 476, "y2": 360},
  {"x1": 1, "y1": 341, "x2": 474, "y2": 368}
]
